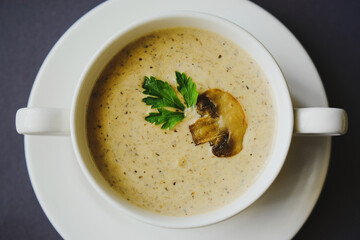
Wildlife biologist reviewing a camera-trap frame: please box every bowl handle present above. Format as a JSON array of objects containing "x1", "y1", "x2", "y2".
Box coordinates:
[
  {"x1": 16, "y1": 108, "x2": 70, "y2": 135},
  {"x1": 294, "y1": 108, "x2": 348, "y2": 136}
]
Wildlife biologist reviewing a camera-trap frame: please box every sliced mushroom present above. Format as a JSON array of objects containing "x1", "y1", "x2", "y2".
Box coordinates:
[
  {"x1": 189, "y1": 116, "x2": 223, "y2": 145},
  {"x1": 189, "y1": 89, "x2": 247, "y2": 157}
]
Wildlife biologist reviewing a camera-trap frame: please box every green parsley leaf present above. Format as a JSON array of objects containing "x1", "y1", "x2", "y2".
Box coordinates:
[
  {"x1": 145, "y1": 108, "x2": 185, "y2": 130},
  {"x1": 142, "y1": 76, "x2": 185, "y2": 111},
  {"x1": 142, "y1": 72, "x2": 199, "y2": 130},
  {"x1": 175, "y1": 71, "x2": 198, "y2": 108}
]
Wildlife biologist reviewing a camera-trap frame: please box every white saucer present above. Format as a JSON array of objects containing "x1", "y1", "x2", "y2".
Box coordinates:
[{"x1": 25, "y1": 0, "x2": 331, "y2": 239}]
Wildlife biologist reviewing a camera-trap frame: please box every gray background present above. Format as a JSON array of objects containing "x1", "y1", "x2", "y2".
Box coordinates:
[{"x1": 1, "y1": 0, "x2": 359, "y2": 239}]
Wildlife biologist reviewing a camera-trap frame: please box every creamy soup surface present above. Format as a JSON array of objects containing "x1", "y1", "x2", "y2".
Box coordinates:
[{"x1": 86, "y1": 27, "x2": 275, "y2": 216}]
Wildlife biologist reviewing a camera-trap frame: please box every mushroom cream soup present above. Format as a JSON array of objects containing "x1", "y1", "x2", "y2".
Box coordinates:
[{"x1": 86, "y1": 27, "x2": 275, "y2": 216}]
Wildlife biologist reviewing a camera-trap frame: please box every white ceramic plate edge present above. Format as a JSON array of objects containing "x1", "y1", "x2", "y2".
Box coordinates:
[{"x1": 23, "y1": 1, "x2": 332, "y2": 239}]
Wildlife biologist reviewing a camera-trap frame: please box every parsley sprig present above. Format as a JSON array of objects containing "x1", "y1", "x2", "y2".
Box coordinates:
[{"x1": 142, "y1": 71, "x2": 198, "y2": 130}]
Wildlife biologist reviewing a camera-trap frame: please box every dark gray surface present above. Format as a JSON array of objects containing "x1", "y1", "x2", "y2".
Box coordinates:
[{"x1": 0, "y1": 0, "x2": 359, "y2": 239}]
